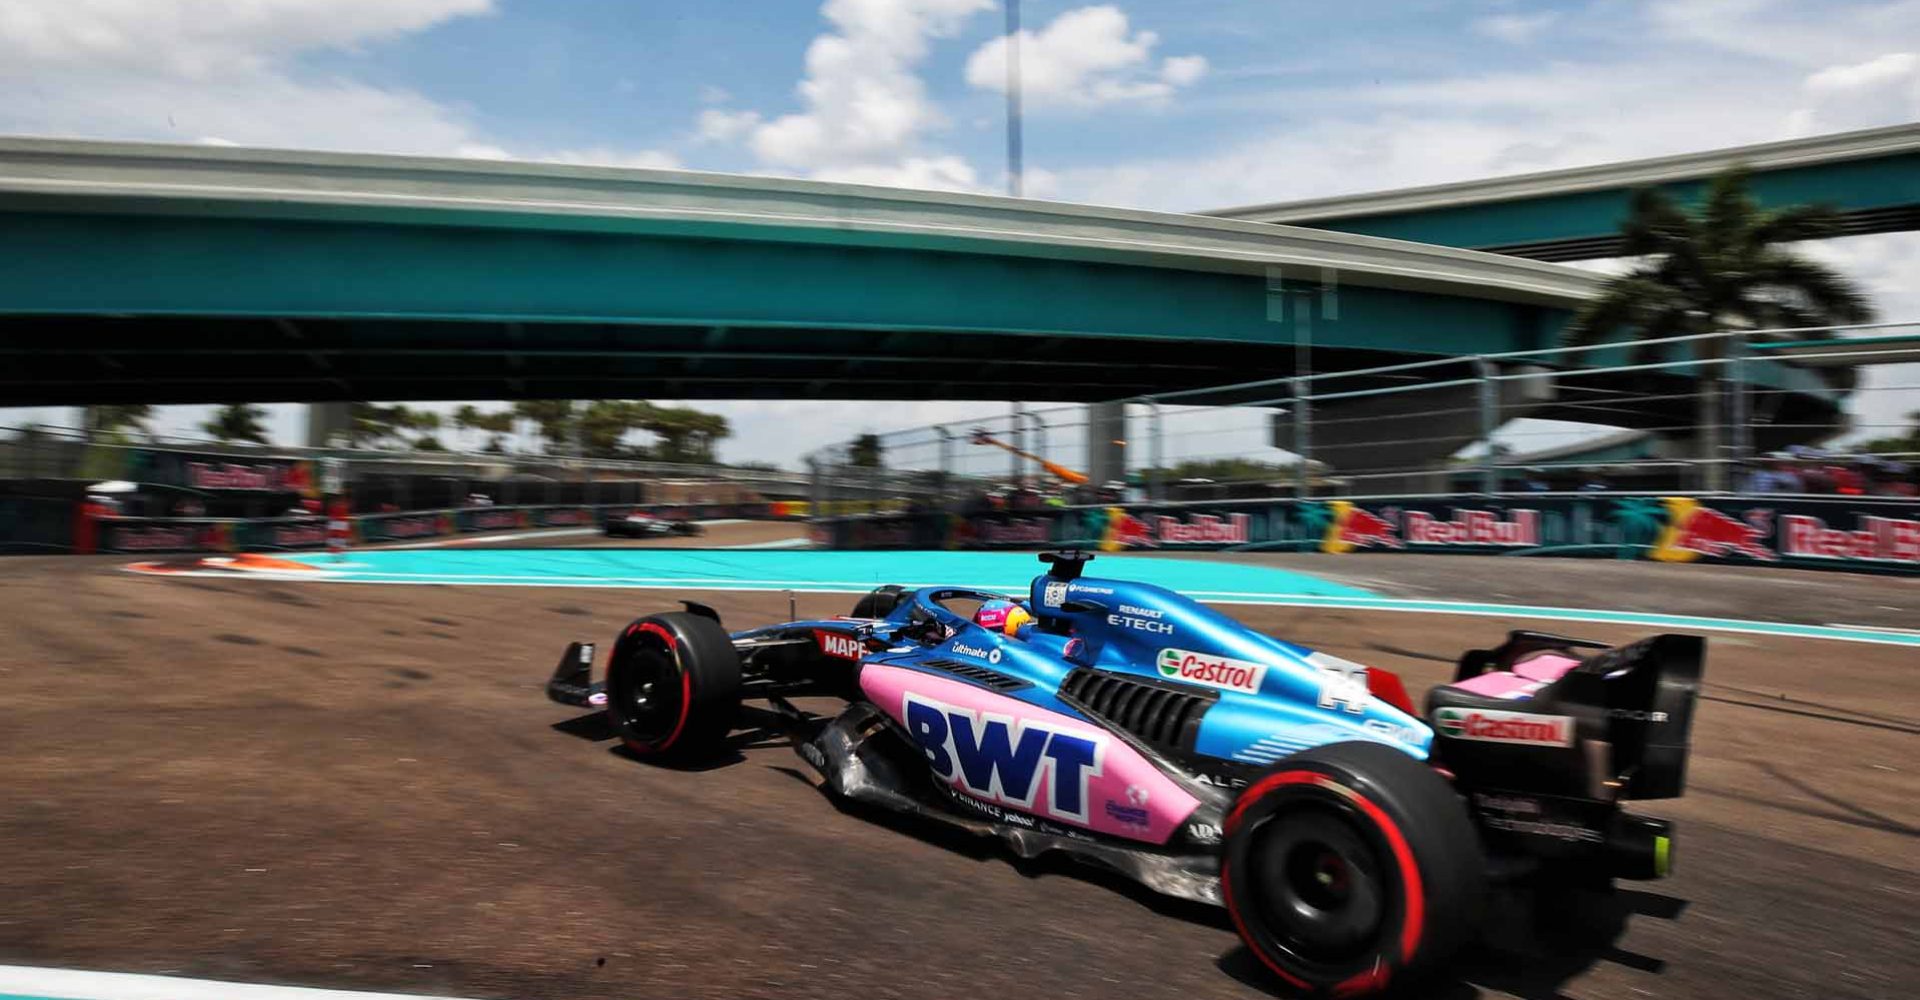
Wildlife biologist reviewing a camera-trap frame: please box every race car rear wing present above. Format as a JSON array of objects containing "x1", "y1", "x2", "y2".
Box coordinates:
[{"x1": 1447, "y1": 630, "x2": 1703, "y2": 800}]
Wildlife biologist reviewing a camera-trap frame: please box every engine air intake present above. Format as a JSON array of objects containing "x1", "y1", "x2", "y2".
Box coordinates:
[
  {"x1": 918, "y1": 658, "x2": 1029, "y2": 692},
  {"x1": 1060, "y1": 667, "x2": 1216, "y2": 752}
]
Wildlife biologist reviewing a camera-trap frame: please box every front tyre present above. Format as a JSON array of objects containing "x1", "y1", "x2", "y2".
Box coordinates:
[
  {"x1": 1222, "y1": 741, "x2": 1483, "y2": 997},
  {"x1": 605, "y1": 611, "x2": 741, "y2": 760}
]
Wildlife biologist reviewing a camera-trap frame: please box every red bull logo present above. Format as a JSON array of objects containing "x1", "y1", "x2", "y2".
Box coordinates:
[
  {"x1": 1100, "y1": 507, "x2": 1155, "y2": 551},
  {"x1": 1404, "y1": 509, "x2": 1538, "y2": 547},
  {"x1": 1321, "y1": 501, "x2": 1400, "y2": 554},
  {"x1": 1651, "y1": 498, "x2": 1774, "y2": 562},
  {"x1": 1781, "y1": 513, "x2": 1920, "y2": 564},
  {"x1": 1154, "y1": 513, "x2": 1250, "y2": 546}
]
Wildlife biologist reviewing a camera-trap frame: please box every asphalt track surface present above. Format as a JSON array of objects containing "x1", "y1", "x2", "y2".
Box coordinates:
[{"x1": 1, "y1": 526, "x2": 1915, "y2": 1000}]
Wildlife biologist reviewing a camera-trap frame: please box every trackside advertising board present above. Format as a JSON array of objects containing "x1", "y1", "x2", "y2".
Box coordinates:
[
  {"x1": 814, "y1": 495, "x2": 1920, "y2": 576},
  {"x1": 91, "y1": 502, "x2": 808, "y2": 553}
]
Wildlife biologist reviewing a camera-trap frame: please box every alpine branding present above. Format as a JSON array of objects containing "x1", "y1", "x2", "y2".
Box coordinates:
[
  {"x1": 1107, "y1": 604, "x2": 1173, "y2": 635},
  {"x1": 1156, "y1": 647, "x2": 1267, "y2": 694},
  {"x1": 815, "y1": 631, "x2": 865, "y2": 662},
  {"x1": 902, "y1": 692, "x2": 1106, "y2": 824},
  {"x1": 1434, "y1": 707, "x2": 1575, "y2": 747}
]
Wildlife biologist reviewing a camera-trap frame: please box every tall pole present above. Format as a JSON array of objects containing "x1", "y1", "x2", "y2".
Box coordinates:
[{"x1": 1005, "y1": 0, "x2": 1023, "y2": 198}]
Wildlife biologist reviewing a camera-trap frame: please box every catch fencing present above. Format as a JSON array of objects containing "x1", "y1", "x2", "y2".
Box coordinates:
[
  {"x1": 807, "y1": 322, "x2": 1920, "y2": 507},
  {"x1": 0, "y1": 426, "x2": 812, "y2": 553},
  {"x1": 807, "y1": 322, "x2": 1920, "y2": 574}
]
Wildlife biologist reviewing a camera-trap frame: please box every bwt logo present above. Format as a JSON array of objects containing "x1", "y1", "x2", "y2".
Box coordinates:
[{"x1": 902, "y1": 693, "x2": 1106, "y2": 824}]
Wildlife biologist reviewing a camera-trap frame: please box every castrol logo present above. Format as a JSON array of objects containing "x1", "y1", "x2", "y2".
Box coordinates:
[
  {"x1": 1156, "y1": 648, "x2": 1267, "y2": 694},
  {"x1": 1434, "y1": 707, "x2": 1574, "y2": 747}
]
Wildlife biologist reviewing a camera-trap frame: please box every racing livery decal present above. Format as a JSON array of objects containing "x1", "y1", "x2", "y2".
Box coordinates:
[
  {"x1": 1157, "y1": 647, "x2": 1266, "y2": 694},
  {"x1": 816, "y1": 630, "x2": 865, "y2": 661},
  {"x1": 861, "y1": 665, "x2": 1200, "y2": 842},
  {"x1": 1434, "y1": 707, "x2": 1576, "y2": 747},
  {"x1": 902, "y1": 690, "x2": 1104, "y2": 823}
]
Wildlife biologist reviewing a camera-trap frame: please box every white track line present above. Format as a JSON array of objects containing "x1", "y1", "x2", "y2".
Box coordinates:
[
  {"x1": 377, "y1": 527, "x2": 598, "y2": 549},
  {"x1": 0, "y1": 965, "x2": 478, "y2": 1000}
]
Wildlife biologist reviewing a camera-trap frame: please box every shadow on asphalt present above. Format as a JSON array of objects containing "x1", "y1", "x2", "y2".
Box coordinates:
[{"x1": 566, "y1": 707, "x2": 1693, "y2": 1000}]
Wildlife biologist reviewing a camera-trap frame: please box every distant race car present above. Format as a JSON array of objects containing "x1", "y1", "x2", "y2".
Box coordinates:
[
  {"x1": 545, "y1": 551, "x2": 1701, "y2": 996},
  {"x1": 601, "y1": 509, "x2": 704, "y2": 538}
]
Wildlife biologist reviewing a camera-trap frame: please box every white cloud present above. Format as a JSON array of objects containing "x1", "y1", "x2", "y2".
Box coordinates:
[
  {"x1": 1161, "y1": 54, "x2": 1209, "y2": 87},
  {"x1": 0, "y1": 0, "x2": 677, "y2": 169},
  {"x1": 1648, "y1": 0, "x2": 1920, "y2": 68},
  {"x1": 0, "y1": 0, "x2": 494, "y2": 78},
  {"x1": 1805, "y1": 51, "x2": 1918, "y2": 93},
  {"x1": 696, "y1": 107, "x2": 763, "y2": 144},
  {"x1": 749, "y1": 0, "x2": 991, "y2": 173},
  {"x1": 964, "y1": 5, "x2": 1206, "y2": 108},
  {"x1": 539, "y1": 148, "x2": 682, "y2": 170},
  {"x1": 1785, "y1": 51, "x2": 1920, "y2": 135},
  {"x1": 810, "y1": 155, "x2": 979, "y2": 192},
  {"x1": 1473, "y1": 12, "x2": 1558, "y2": 44}
]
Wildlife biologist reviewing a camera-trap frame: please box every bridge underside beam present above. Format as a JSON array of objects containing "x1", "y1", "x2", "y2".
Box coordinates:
[{"x1": 0, "y1": 314, "x2": 1434, "y2": 406}]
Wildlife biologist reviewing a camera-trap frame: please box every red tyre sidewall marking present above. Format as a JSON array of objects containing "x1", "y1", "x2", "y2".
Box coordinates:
[
  {"x1": 1221, "y1": 769, "x2": 1428, "y2": 991},
  {"x1": 616, "y1": 621, "x2": 693, "y2": 753}
]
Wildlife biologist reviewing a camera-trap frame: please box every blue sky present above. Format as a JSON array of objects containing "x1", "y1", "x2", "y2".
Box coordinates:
[{"x1": 1, "y1": 0, "x2": 1917, "y2": 462}]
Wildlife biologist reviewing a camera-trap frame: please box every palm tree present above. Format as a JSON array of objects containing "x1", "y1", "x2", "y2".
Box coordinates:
[
  {"x1": 200, "y1": 403, "x2": 270, "y2": 445},
  {"x1": 1563, "y1": 168, "x2": 1874, "y2": 488},
  {"x1": 82, "y1": 404, "x2": 154, "y2": 442}
]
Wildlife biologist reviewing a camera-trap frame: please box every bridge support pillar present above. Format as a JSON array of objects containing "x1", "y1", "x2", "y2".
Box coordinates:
[
  {"x1": 306, "y1": 402, "x2": 351, "y2": 448},
  {"x1": 1086, "y1": 401, "x2": 1126, "y2": 492}
]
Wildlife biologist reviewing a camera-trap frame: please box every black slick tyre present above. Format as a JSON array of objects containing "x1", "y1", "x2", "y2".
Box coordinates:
[
  {"x1": 605, "y1": 611, "x2": 741, "y2": 760},
  {"x1": 1221, "y1": 741, "x2": 1484, "y2": 997}
]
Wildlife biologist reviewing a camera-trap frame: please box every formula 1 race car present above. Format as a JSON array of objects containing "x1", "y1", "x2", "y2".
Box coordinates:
[
  {"x1": 544, "y1": 551, "x2": 1702, "y2": 996},
  {"x1": 601, "y1": 509, "x2": 704, "y2": 538}
]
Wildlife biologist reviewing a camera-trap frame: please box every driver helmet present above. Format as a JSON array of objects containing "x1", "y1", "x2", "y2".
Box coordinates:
[{"x1": 972, "y1": 599, "x2": 1033, "y2": 637}]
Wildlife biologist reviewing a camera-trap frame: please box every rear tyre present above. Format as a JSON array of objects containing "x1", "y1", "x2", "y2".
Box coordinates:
[
  {"x1": 1222, "y1": 741, "x2": 1484, "y2": 997},
  {"x1": 849, "y1": 584, "x2": 910, "y2": 619},
  {"x1": 605, "y1": 611, "x2": 741, "y2": 760}
]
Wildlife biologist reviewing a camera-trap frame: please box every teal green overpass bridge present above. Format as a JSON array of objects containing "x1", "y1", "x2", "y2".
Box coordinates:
[
  {"x1": 0, "y1": 133, "x2": 1879, "y2": 480},
  {"x1": 1207, "y1": 123, "x2": 1920, "y2": 261},
  {"x1": 0, "y1": 137, "x2": 1597, "y2": 407}
]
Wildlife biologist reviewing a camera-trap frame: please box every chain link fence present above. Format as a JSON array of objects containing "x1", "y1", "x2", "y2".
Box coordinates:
[
  {"x1": 806, "y1": 322, "x2": 1920, "y2": 512},
  {"x1": 0, "y1": 426, "x2": 815, "y2": 552}
]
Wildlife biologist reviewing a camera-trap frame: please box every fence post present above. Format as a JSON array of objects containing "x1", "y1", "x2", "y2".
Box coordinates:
[
  {"x1": 934, "y1": 426, "x2": 953, "y2": 507},
  {"x1": 1145, "y1": 401, "x2": 1164, "y2": 501},
  {"x1": 1025, "y1": 410, "x2": 1048, "y2": 486},
  {"x1": 1291, "y1": 379, "x2": 1312, "y2": 498},
  {"x1": 1008, "y1": 403, "x2": 1022, "y2": 488},
  {"x1": 1476, "y1": 356, "x2": 1499, "y2": 495},
  {"x1": 1728, "y1": 331, "x2": 1750, "y2": 489}
]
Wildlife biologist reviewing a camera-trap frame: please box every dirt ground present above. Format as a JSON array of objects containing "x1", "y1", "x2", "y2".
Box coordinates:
[{"x1": 0, "y1": 542, "x2": 1914, "y2": 1000}]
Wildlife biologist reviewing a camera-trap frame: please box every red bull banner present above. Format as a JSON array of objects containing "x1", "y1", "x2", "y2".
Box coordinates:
[{"x1": 814, "y1": 495, "x2": 1920, "y2": 576}]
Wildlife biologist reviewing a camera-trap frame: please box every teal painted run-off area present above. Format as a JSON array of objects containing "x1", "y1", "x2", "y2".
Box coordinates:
[
  {"x1": 266, "y1": 548, "x2": 1920, "y2": 648},
  {"x1": 285, "y1": 548, "x2": 1375, "y2": 599}
]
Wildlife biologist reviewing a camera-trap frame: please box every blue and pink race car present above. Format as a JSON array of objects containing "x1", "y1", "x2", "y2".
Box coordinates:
[{"x1": 545, "y1": 551, "x2": 1701, "y2": 996}]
